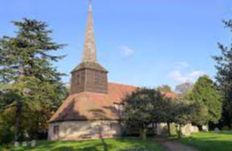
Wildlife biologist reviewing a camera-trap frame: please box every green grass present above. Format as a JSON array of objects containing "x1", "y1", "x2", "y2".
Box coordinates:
[
  {"x1": 181, "y1": 131, "x2": 232, "y2": 151},
  {"x1": 1, "y1": 138, "x2": 165, "y2": 151}
]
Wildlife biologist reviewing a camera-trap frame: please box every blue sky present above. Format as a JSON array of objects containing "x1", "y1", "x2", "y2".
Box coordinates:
[{"x1": 1, "y1": 0, "x2": 232, "y2": 89}]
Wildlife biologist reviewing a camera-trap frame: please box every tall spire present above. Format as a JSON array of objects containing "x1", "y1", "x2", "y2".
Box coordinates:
[{"x1": 82, "y1": 0, "x2": 97, "y2": 62}]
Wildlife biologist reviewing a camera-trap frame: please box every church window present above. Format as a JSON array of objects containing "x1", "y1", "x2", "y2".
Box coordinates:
[
  {"x1": 53, "y1": 125, "x2": 59, "y2": 135},
  {"x1": 110, "y1": 123, "x2": 113, "y2": 130}
]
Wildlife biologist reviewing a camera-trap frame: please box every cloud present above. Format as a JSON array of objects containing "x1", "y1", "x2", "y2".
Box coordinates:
[
  {"x1": 169, "y1": 61, "x2": 205, "y2": 83},
  {"x1": 175, "y1": 62, "x2": 189, "y2": 69},
  {"x1": 120, "y1": 46, "x2": 135, "y2": 57},
  {"x1": 169, "y1": 70, "x2": 205, "y2": 83}
]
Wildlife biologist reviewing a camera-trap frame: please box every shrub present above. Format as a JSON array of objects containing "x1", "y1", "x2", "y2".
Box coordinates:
[
  {"x1": 221, "y1": 126, "x2": 230, "y2": 131},
  {"x1": 0, "y1": 124, "x2": 14, "y2": 144}
]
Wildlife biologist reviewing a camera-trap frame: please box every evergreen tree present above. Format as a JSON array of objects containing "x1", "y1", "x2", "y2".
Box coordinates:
[
  {"x1": 187, "y1": 75, "x2": 222, "y2": 125},
  {"x1": 213, "y1": 20, "x2": 232, "y2": 128},
  {"x1": 0, "y1": 18, "x2": 67, "y2": 142}
]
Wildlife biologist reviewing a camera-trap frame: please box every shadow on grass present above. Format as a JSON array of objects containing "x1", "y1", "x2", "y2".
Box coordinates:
[
  {"x1": 33, "y1": 140, "x2": 111, "y2": 151},
  {"x1": 117, "y1": 147, "x2": 147, "y2": 151},
  {"x1": 8, "y1": 137, "x2": 165, "y2": 151},
  {"x1": 52, "y1": 145, "x2": 99, "y2": 151},
  {"x1": 8, "y1": 140, "x2": 105, "y2": 151}
]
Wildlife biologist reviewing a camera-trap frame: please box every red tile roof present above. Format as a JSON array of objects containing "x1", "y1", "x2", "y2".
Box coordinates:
[
  {"x1": 162, "y1": 92, "x2": 177, "y2": 100},
  {"x1": 49, "y1": 82, "x2": 177, "y2": 123},
  {"x1": 108, "y1": 82, "x2": 137, "y2": 103},
  {"x1": 49, "y1": 83, "x2": 137, "y2": 122}
]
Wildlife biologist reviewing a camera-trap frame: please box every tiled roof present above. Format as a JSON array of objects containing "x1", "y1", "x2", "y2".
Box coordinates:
[
  {"x1": 162, "y1": 92, "x2": 177, "y2": 100},
  {"x1": 49, "y1": 82, "x2": 137, "y2": 122},
  {"x1": 49, "y1": 83, "x2": 177, "y2": 123},
  {"x1": 108, "y1": 82, "x2": 137, "y2": 103}
]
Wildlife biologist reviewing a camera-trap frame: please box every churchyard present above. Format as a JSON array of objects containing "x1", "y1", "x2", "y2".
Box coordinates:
[
  {"x1": 2, "y1": 131, "x2": 232, "y2": 151},
  {"x1": 1, "y1": 1, "x2": 232, "y2": 151}
]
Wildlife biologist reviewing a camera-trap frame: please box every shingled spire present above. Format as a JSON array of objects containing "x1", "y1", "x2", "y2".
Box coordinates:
[
  {"x1": 82, "y1": 0, "x2": 97, "y2": 62},
  {"x1": 70, "y1": 1, "x2": 108, "y2": 94}
]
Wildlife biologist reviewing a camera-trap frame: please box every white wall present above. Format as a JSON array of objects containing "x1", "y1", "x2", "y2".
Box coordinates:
[{"x1": 48, "y1": 120, "x2": 121, "y2": 141}]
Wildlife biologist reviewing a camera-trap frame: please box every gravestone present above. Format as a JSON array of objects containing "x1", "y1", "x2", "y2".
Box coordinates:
[
  {"x1": 22, "y1": 141, "x2": 27, "y2": 147},
  {"x1": 214, "y1": 127, "x2": 220, "y2": 132},
  {"x1": 14, "y1": 141, "x2": 19, "y2": 147},
  {"x1": 31, "y1": 140, "x2": 36, "y2": 147}
]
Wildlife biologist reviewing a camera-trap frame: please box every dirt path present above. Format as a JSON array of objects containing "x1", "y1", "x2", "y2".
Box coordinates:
[{"x1": 155, "y1": 138, "x2": 199, "y2": 151}]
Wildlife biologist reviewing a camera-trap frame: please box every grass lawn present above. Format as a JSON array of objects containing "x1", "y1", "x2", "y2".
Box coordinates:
[
  {"x1": 1, "y1": 138, "x2": 165, "y2": 151},
  {"x1": 181, "y1": 131, "x2": 232, "y2": 151}
]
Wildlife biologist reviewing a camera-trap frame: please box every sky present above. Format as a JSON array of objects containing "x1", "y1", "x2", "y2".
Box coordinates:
[{"x1": 1, "y1": 0, "x2": 232, "y2": 89}]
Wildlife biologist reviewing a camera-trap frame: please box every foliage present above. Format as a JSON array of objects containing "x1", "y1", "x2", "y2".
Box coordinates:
[
  {"x1": 157, "y1": 85, "x2": 172, "y2": 93},
  {"x1": 122, "y1": 88, "x2": 166, "y2": 139},
  {"x1": 189, "y1": 101, "x2": 209, "y2": 126},
  {"x1": 172, "y1": 101, "x2": 193, "y2": 125},
  {"x1": 213, "y1": 20, "x2": 232, "y2": 128},
  {"x1": 153, "y1": 97, "x2": 176, "y2": 136},
  {"x1": 171, "y1": 100, "x2": 195, "y2": 138},
  {"x1": 0, "y1": 110, "x2": 15, "y2": 144},
  {"x1": 181, "y1": 132, "x2": 232, "y2": 151},
  {"x1": 122, "y1": 87, "x2": 196, "y2": 138},
  {"x1": 0, "y1": 18, "x2": 67, "y2": 143},
  {"x1": 1, "y1": 138, "x2": 165, "y2": 151},
  {"x1": 187, "y1": 75, "x2": 222, "y2": 125}
]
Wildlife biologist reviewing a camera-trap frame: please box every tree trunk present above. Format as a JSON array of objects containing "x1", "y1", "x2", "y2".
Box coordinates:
[
  {"x1": 14, "y1": 64, "x2": 24, "y2": 142},
  {"x1": 152, "y1": 122, "x2": 155, "y2": 136},
  {"x1": 177, "y1": 124, "x2": 182, "y2": 139},
  {"x1": 15, "y1": 101, "x2": 22, "y2": 142},
  {"x1": 139, "y1": 128, "x2": 147, "y2": 140},
  {"x1": 197, "y1": 125, "x2": 203, "y2": 131},
  {"x1": 167, "y1": 122, "x2": 171, "y2": 137}
]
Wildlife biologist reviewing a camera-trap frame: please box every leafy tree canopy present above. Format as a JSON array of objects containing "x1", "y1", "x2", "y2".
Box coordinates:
[
  {"x1": 122, "y1": 88, "x2": 166, "y2": 139},
  {"x1": 0, "y1": 18, "x2": 67, "y2": 142},
  {"x1": 157, "y1": 85, "x2": 172, "y2": 93}
]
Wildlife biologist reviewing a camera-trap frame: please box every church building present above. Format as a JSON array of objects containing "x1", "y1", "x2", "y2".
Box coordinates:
[
  {"x1": 48, "y1": 1, "x2": 185, "y2": 140},
  {"x1": 48, "y1": 2, "x2": 138, "y2": 140}
]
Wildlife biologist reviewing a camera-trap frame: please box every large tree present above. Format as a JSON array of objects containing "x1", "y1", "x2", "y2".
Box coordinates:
[
  {"x1": 214, "y1": 20, "x2": 232, "y2": 128},
  {"x1": 0, "y1": 18, "x2": 67, "y2": 142},
  {"x1": 122, "y1": 88, "x2": 165, "y2": 140},
  {"x1": 187, "y1": 75, "x2": 222, "y2": 126},
  {"x1": 172, "y1": 100, "x2": 195, "y2": 138}
]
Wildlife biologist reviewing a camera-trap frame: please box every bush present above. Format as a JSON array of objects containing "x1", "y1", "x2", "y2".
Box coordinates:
[
  {"x1": 0, "y1": 109, "x2": 15, "y2": 144},
  {"x1": 0, "y1": 124, "x2": 14, "y2": 144},
  {"x1": 221, "y1": 126, "x2": 230, "y2": 131}
]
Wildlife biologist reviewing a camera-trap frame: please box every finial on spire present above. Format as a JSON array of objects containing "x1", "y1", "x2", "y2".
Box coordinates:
[
  {"x1": 82, "y1": 0, "x2": 97, "y2": 63},
  {"x1": 88, "y1": 0, "x2": 92, "y2": 12}
]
